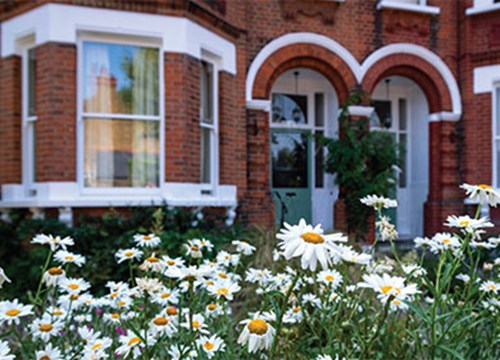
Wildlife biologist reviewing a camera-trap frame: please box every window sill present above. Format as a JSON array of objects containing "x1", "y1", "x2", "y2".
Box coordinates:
[
  {"x1": 0, "y1": 182, "x2": 237, "y2": 208},
  {"x1": 377, "y1": 0, "x2": 440, "y2": 15},
  {"x1": 466, "y1": 3, "x2": 500, "y2": 15}
]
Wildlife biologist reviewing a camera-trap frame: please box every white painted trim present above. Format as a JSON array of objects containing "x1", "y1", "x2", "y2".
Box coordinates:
[
  {"x1": 245, "y1": 32, "x2": 363, "y2": 103},
  {"x1": 0, "y1": 182, "x2": 237, "y2": 208},
  {"x1": 377, "y1": 0, "x2": 440, "y2": 15},
  {"x1": 474, "y1": 65, "x2": 500, "y2": 94},
  {"x1": 0, "y1": 3, "x2": 236, "y2": 74},
  {"x1": 348, "y1": 106, "x2": 374, "y2": 117},
  {"x1": 246, "y1": 36, "x2": 462, "y2": 117},
  {"x1": 246, "y1": 100, "x2": 271, "y2": 112},
  {"x1": 428, "y1": 112, "x2": 461, "y2": 122},
  {"x1": 466, "y1": 2, "x2": 500, "y2": 15},
  {"x1": 361, "y1": 44, "x2": 462, "y2": 115},
  {"x1": 493, "y1": 87, "x2": 499, "y2": 188}
]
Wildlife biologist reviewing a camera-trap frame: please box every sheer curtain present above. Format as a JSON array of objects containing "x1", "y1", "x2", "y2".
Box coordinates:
[{"x1": 84, "y1": 43, "x2": 114, "y2": 187}]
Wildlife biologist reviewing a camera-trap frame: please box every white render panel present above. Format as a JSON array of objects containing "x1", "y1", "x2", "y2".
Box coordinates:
[{"x1": 474, "y1": 65, "x2": 500, "y2": 94}]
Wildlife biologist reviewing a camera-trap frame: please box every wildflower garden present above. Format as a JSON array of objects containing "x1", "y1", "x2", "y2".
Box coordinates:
[{"x1": 0, "y1": 184, "x2": 499, "y2": 359}]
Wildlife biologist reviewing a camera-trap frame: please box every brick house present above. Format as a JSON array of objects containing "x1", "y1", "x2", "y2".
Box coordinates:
[{"x1": 0, "y1": 0, "x2": 499, "y2": 238}]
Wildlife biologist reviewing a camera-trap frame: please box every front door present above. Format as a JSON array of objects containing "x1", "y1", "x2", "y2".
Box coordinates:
[{"x1": 271, "y1": 129, "x2": 312, "y2": 225}]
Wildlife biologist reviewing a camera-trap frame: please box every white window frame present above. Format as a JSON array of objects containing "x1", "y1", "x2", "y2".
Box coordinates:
[
  {"x1": 21, "y1": 39, "x2": 37, "y2": 197},
  {"x1": 493, "y1": 86, "x2": 500, "y2": 188},
  {"x1": 76, "y1": 33, "x2": 165, "y2": 196},
  {"x1": 199, "y1": 53, "x2": 220, "y2": 194}
]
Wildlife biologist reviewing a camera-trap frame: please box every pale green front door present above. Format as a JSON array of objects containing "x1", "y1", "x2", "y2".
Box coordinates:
[{"x1": 271, "y1": 130, "x2": 312, "y2": 226}]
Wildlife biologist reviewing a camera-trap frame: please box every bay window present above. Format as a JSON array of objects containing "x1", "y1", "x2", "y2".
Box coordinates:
[{"x1": 80, "y1": 40, "x2": 161, "y2": 188}]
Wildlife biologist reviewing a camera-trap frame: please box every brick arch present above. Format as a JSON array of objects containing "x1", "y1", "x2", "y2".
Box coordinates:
[
  {"x1": 251, "y1": 44, "x2": 357, "y2": 104},
  {"x1": 362, "y1": 54, "x2": 453, "y2": 113}
]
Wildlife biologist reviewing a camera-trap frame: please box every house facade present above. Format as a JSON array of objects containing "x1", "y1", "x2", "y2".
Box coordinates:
[{"x1": 0, "y1": 0, "x2": 499, "y2": 237}]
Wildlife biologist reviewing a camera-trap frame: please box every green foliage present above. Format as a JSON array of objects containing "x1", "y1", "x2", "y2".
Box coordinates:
[
  {"x1": 0, "y1": 206, "x2": 247, "y2": 300},
  {"x1": 323, "y1": 95, "x2": 401, "y2": 235}
]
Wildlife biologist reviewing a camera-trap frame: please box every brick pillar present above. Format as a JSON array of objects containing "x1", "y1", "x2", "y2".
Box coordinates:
[
  {"x1": 424, "y1": 116, "x2": 464, "y2": 235},
  {"x1": 0, "y1": 55, "x2": 22, "y2": 187},
  {"x1": 36, "y1": 43, "x2": 77, "y2": 182},
  {"x1": 240, "y1": 107, "x2": 274, "y2": 228}
]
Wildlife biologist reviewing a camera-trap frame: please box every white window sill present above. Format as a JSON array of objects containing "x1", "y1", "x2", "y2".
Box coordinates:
[
  {"x1": 0, "y1": 182, "x2": 237, "y2": 208},
  {"x1": 466, "y1": 3, "x2": 500, "y2": 15},
  {"x1": 377, "y1": 0, "x2": 440, "y2": 15}
]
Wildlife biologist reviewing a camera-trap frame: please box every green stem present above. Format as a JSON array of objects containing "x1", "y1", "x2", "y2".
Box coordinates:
[
  {"x1": 360, "y1": 297, "x2": 391, "y2": 358},
  {"x1": 34, "y1": 249, "x2": 53, "y2": 305}
]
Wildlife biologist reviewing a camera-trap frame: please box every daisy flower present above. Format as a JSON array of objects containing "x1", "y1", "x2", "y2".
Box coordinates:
[
  {"x1": 83, "y1": 337, "x2": 112, "y2": 359},
  {"x1": 152, "y1": 287, "x2": 179, "y2": 306},
  {"x1": 455, "y1": 273, "x2": 471, "y2": 283},
  {"x1": 31, "y1": 315, "x2": 63, "y2": 342},
  {"x1": 185, "y1": 240, "x2": 203, "y2": 258},
  {"x1": 339, "y1": 247, "x2": 372, "y2": 265},
  {"x1": 36, "y1": 343, "x2": 62, "y2": 360},
  {"x1": 115, "y1": 248, "x2": 143, "y2": 264},
  {"x1": 414, "y1": 237, "x2": 433, "y2": 249},
  {"x1": 116, "y1": 330, "x2": 156, "y2": 359},
  {"x1": 54, "y1": 250, "x2": 86, "y2": 267},
  {"x1": 276, "y1": 218, "x2": 347, "y2": 271},
  {"x1": 0, "y1": 341, "x2": 14, "y2": 360},
  {"x1": 44, "y1": 306, "x2": 67, "y2": 320},
  {"x1": 232, "y1": 240, "x2": 256, "y2": 255},
  {"x1": 168, "y1": 344, "x2": 197, "y2": 360},
  {"x1": 135, "y1": 277, "x2": 162, "y2": 293},
  {"x1": 207, "y1": 280, "x2": 241, "y2": 301},
  {"x1": 31, "y1": 234, "x2": 74, "y2": 251},
  {"x1": 375, "y1": 216, "x2": 398, "y2": 241},
  {"x1": 0, "y1": 299, "x2": 33, "y2": 325},
  {"x1": 430, "y1": 233, "x2": 461, "y2": 254},
  {"x1": 238, "y1": 314, "x2": 275, "y2": 353},
  {"x1": 460, "y1": 183, "x2": 500, "y2": 207},
  {"x1": 197, "y1": 334, "x2": 226, "y2": 358},
  {"x1": 445, "y1": 215, "x2": 493, "y2": 230},
  {"x1": 139, "y1": 253, "x2": 165, "y2": 273},
  {"x1": 402, "y1": 264, "x2": 427, "y2": 278},
  {"x1": 389, "y1": 298, "x2": 409, "y2": 312},
  {"x1": 358, "y1": 273, "x2": 420, "y2": 302},
  {"x1": 193, "y1": 238, "x2": 214, "y2": 252},
  {"x1": 42, "y1": 266, "x2": 66, "y2": 287},
  {"x1": 163, "y1": 255, "x2": 185, "y2": 268},
  {"x1": 480, "y1": 280, "x2": 499, "y2": 294},
  {"x1": 133, "y1": 233, "x2": 161, "y2": 248},
  {"x1": 59, "y1": 277, "x2": 91, "y2": 295},
  {"x1": 205, "y1": 303, "x2": 226, "y2": 317},
  {"x1": 0, "y1": 267, "x2": 11, "y2": 289},
  {"x1": 245, "y1": 268, "x2": 272, "y2": 286},
  {"x1": 181, "y1": 313, "x2": 209, "y2": 334},
  {"x1": 149, "y1": 315, "x2": 177, "y2": 337},
  {"x1": 360, "y1": 195, "x2": 397, "y2": 210},
  {"x1": 316, "y1": 269, "x2": 343, "y2": 289},
  {"x1": 216, "y1": 250, "x2": 240, "y2": 267},
  {"x1": 283, "y1": 306, "x2": 304, "y2": 324}
]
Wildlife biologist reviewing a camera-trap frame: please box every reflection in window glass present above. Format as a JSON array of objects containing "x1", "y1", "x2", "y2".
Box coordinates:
[
  {"x1": 200, "y1": 61, "x2": 214, "y2": 124},
  {"x1": 83, "y1": 42, "x2": 159, "y2": 115},
  {"x1": 201, "y1": 127, "x2": 212, "y2": 184},
  {"x1": 84, "y1": 118, "x2": 159, "y2": 187},
  {"x1": 272, "y1": 94, "x2": 308, "y2": 124},
  {"x1": 399, "y1": 98, "x2": 407, "y2": 131},
  {"x1": 314, "y1": 93, "x2": 324, "y2": 127},
  {"x1": 271, "y1": 132, "x2": 308, "y2": 188},
  {"x1": 399, "y1": 133, "x2": 407, "y2": 188},
  {"x1": 28, "y1": 49, "x2": 36, "y2": 117},
  {"x1": 315, "y1": 131, "x2": 324, "y2": 188}
]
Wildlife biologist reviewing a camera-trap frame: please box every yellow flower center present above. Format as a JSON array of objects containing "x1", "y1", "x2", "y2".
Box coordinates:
[
  {"x1": 392, "y1": 299, "x2": 401, "y2": 305},
  {"x1": 203, "y1": 342, "x2": 215, "y2": 351},
  {"x1": 147, "y1": 256, "x2": 159, "y2": 263},
  {"x1": 478, "y1": 184, "x2": 493, "y2": 190},
  {"x1": 128, "y1": 337, "x2": 141, "y2": 346},
  {"x1": 68, "y1": 284, "x2": 79, "y2": 290},
  {"x1": 301, "y1": 232, "x2": 325, "y2": 244},
  {"x1": 143, "y1": 235, "x2": 152, "y2": 240},
  {"x1": 225, "y1": 255, "x2": 231, "y2": 259},
  {"x1": 167, "y1": 260, "x2": 175, "y2": 266},
  {"x1": 40, "y1": 356, "x2": 51, "y2": 360},
  {"x1": 70, "y1": 294, "x2": 79, "y2": 301},
  {"x1": 110, "y1": 292, "x2": 119, "y2": 299},
  {"x1": 325, "y1": 275, "x2": 335, "y2": 282},
  {"x1": 217, "y1": 288, "x2": 229, "y2": 296},
  {"x1": 193, "y1": 320, "x2": 201, "y2": 329},
  {"x1": 160, "y1": 292, "x2": 171, "y2": 299},
  {"x1": 124, "y1": 251, "x2": 135, "y2": 257},
  {"x1": 6, "y1": 309, "x2": 20, "y2": 317},
  {"x1": 248, "y1": 319, "x2": 268, "y2": 335},
  {"x1": 191, "y1": 245, "x2": 200, "y2": 252},
  {"x1": 380, "y1": 285, "x2": 401, "y2": 295},
  {"x1": 292, "y1": 307, "x2": 301, "y2": 313},
  {"x1": 206, "y1": 280, "x2": 214, "y2": 286},
  {"x1": 218, "y1": 273, "x2": 227, "y2": 279},
  {"x1": 117, "y1": 301, "x2": 126, "y2": 307},
  {"x1": 459, "y1": 220, "x2": 470, "y2": 227},
  {"x1": 39, "y1": 324, "x2": 53, "y2": 332},
  {"x1": 53, "y1": 309, "x2": 63, "y2": 316},
  {"x1": 442, "y1": 239, "x2": 451, "y2": 244},
  {"x1": 153, "y1": 316, "x2": 169, "y2": 326},
  {"x1": 65, "y1": 255, "x2": 75, "y2": 261},
  {"x1": 92, "y1": 343, "x2": 102, "y2": 351},
  {"x1": 111, "y1": 313, "x2": 120, "y2": 319},
  {"x1": 48, "y1": 267, "x2": 64, "y2": 276},
  {"x1": 488, "y1": 284, "x2": 496, "y2": 290},
  {"x1": 166, "y1": 307, "x2": 178, "y2": 316},
  {"x1": 207, "y1": 303, "x2": 217, "y2": 311}
]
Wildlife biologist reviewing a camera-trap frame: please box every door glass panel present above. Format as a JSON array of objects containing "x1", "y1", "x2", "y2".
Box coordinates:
[
  {"x1": 315, "y1": 131, "x2": 324, "y2": 188},
  {"x1": 372, "y1": 100, "x2": 391, "y2": 129},
  {"x1": 271, "y1": 132, "x2": 308, "y2": 188},
  {"x1": 399, "y1": 98, "x2": 407, "y2": 131},
  {"x1": 314, "y1": 93, "x2": 324, "y2": 127},
  {"x1": 272, "y1": 94, "x2": 308, "y2": 124},
  {"x1": 399, "y1": 133, "x2": 407, "y2": 188}
]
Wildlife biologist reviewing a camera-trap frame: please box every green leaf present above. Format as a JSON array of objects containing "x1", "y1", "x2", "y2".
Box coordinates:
[{"x1": 437, "y1": 344, "x2": 465, "y2": 360}]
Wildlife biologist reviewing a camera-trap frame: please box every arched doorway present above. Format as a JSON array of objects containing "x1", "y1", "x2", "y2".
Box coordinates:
[
  {"x1": 270, "y1": 68, "x2": 339, "y2": 229},
  {"x1": 371, "y1": 76, "x2": 429, "y2": 237}
]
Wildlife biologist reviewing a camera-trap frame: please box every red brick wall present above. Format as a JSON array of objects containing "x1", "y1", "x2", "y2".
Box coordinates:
[
  {"x1": 35, "y1": 43, "x2": 77, "y2": 182},
  {"x1": 0, "y1": 55, "x2": 22, "y2": 186}
]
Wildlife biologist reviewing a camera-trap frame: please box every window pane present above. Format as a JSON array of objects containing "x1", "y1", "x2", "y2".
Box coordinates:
[
  {"x1": 497, "y1": 139, "x2": 500, "y2": 188},
  {"x1": 271, "y1": 131, "x2": 308, "y2": 188},
  {"x1": 372, "y1": 100, "x2": 391, "y2": 129},
  {"x1": 201, "y1": 127, "x2": 212, "y2": 183},
  {"x1": 84, "y1": 118, "x2": 159, "y2": 187},
  {"x1": 200, "y1": 61, "x2": 213, "y2": 124},
  {"x1": 272, "y1": 94, "x2": 308, "y2": 124},
  {"x1": 496, "y1": 88, "x2": 500, "y2": 136},
  {"x1": 83, "y1": 42, "x2": 159, "y2": 115},
  {"x1": 399, "y1": 133, "x2": 407, "y2": 188},
  {"x1": 315, "y1": 131, "x2": 324, "y2": 188},
  {"x1": 399, "y1": 98, "x2": 407, "y2": 130},
  {"x1": 314, "y1": 93, "x2": 324, "y2": 127},
  {"x1": 28, "y1": 49, "x2": 36, "y2": 117}
]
